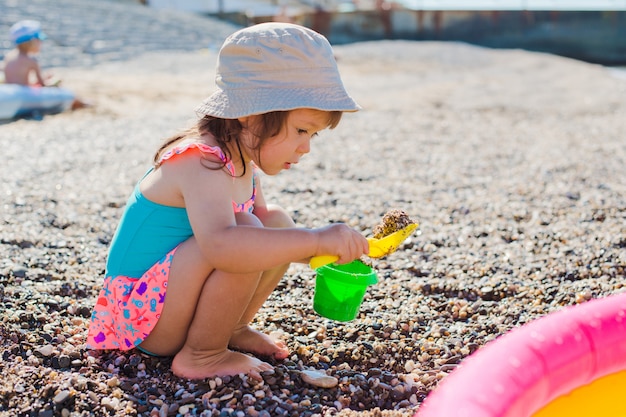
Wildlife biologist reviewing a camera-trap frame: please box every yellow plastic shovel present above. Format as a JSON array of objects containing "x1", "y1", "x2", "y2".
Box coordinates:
[{"x1": 309, "y1": 223, "x2": 418, "y2": 270}]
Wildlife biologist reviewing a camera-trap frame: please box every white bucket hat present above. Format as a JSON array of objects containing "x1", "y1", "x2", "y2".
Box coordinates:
[{"x1": 196, "y1": 22, "x2": 360, "y2": 119}]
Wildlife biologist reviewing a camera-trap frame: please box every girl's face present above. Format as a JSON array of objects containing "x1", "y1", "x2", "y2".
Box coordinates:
[{"x1": 246, "y1": 109, "x2": 331, "y2": 175}]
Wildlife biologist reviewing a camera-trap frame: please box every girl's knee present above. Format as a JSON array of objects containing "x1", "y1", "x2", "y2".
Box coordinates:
[
  {"x1": 235, "y1": 211, "x2": 263, "y2": 227},
  {"x1": 260, "y1": 204, "x2": 295, "y2": 228},
  {"x1": 237, "y1": 205, "x2": 295, "y2": 229}
]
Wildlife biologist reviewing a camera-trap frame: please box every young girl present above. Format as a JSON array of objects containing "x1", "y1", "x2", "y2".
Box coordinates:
[{"x1": 87, "y1": 22, "x2": 369, "y2": 381}]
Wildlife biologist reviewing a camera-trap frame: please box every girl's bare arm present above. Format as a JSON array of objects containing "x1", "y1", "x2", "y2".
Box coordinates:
[{"x1": 173, "y1": 154, "x2": 367, "y2": 273}]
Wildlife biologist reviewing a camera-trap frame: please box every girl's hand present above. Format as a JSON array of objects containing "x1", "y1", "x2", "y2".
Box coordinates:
[{"x1": 313, "y1": 224, "x2": 369, "y2": 264}]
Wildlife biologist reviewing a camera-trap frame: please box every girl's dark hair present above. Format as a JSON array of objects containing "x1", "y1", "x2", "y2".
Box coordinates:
[{"x1": 154, "y1": 110, "x2": 343, "y2": 175}]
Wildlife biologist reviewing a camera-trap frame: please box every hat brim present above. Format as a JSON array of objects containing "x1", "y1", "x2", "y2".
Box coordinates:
[
  {"x1": 196, "y1": 86, "x2": 361, "y2": 119},
  {"x1": 14, "y1": 31, "x2": 47, "y2": 44}
]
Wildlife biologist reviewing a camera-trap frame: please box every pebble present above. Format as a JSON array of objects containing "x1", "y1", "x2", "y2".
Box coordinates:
[
  {"x1": 36, "y1": 344, "x2": 55, "y2": 357},
  {"x1": 53, "y1": 390, "x2": 71, "y2": 405},
  {"x1": 300, "y1": 369, "x2": 339, "y2": 388}
]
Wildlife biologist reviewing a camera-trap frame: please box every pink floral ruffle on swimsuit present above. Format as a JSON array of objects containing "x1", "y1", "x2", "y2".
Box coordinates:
[
  {"x1": 159, "y1": 142, "x2": 236, "y2": 175},
  {"x1": 86, "y1": 249, "x2": 175, "y2": 351}
]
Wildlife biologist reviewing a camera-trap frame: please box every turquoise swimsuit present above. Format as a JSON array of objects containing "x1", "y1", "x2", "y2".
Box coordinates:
[{"x1": 106, "y1": 143, "x2": 257, "y2": 278}]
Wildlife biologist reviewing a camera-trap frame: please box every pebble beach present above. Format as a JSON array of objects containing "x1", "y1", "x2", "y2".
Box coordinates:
[{"x1": 1, "y1": 0, "x2": 626, "y2": 416}]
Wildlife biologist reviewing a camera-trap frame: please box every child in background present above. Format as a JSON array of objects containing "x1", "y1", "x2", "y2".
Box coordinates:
[
  {"x1": 2, "y1": 20, "x2": 89, "y2": 110},
  {"x1": 87, "y1": 22, "x2": 369, "y2": 380},
  {"x1": 3, "y1": 20, "x2": 55, "y2": 86}
]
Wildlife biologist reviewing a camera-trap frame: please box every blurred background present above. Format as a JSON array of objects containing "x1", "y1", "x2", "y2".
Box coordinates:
[
  {"x1": 1, "y1": 0, "x2": 625, "y2": 70},
  {"x1": 143, "y1": 0, "x2": 626, "y2": 65}
]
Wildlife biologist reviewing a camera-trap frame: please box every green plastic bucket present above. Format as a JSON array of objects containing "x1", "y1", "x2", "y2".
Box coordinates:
[{"x1": 313, "y1": 260, "x2": 378, "y2": 322}]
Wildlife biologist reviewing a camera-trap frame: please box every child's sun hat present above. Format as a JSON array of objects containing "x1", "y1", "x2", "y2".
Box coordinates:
[
  {"x1": 10, "y1": 20, "x2": 47, "y2": 45},
  {"x1": 196, "y1": 22, "x2": 360, "y2": 119}
]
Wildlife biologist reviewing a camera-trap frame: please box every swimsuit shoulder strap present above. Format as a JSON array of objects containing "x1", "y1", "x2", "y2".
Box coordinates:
[{"x1": 158, "y1": 142, "x2": 235, "y2": 176}]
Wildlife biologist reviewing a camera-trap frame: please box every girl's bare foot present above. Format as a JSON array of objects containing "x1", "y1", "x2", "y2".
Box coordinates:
[
  {"x1": 171, "y1": 347, "x2": 272, "y2": 380},
  {"x1": 229, "y1": 325, "x2": 289, "y2": 359}
]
